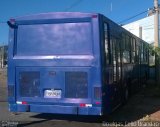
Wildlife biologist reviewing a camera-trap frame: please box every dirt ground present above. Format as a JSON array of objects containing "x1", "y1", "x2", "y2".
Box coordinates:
[
  {"x1": 0, "y1": 68, "x2": 7, "y2": 88},
  {"x1": 0, "y1": 68, "x2": 160, "y2": 127}
]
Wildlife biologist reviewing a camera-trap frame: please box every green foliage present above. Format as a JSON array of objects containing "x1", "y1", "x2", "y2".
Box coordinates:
[
  {"x1": 149, "y1": 45, "x2": 155, "y2": 56},
  {"x1": 149, "y1": 45, "x2": 160, "y2": 56},
  {"x1": 149, "y1": 45, "x2": 160, "y2": 64}
]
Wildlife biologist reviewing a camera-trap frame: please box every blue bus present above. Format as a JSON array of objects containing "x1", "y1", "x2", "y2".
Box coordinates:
[{"x1": 7, "y1": 12, "x2": 149, "y2": 116}]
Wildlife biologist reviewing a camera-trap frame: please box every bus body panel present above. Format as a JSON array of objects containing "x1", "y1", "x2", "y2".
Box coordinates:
[
  {"x1": 8, "y1": 12, "x2": 103, "y2": 115},
  {"x1": 8, "y1": 12, "x2": 149, "y2": 116}
]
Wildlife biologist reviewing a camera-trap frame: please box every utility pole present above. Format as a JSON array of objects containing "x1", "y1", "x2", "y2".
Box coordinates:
[{"x1": 154, "y1": 0, "x2": 159, "y2": 47}]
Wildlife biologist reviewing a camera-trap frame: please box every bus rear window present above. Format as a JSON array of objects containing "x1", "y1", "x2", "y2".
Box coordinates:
[{"x1": 16, "y1": 22, "x2": 93, "y2": 55}]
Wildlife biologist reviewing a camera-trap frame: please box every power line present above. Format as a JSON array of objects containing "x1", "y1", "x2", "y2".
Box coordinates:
[
  {"x1": 64, "y1": 0, "x2": 83, "y2": 11},
  {"x1": 1, "y1": 1, "x2": 83, "y2": 24},
  {"x1": 118, "y1": 10, "x2": 148, "y2": 24},
  {"x1": 128, "y1": 28, "x2": 154, "y2": 30}
]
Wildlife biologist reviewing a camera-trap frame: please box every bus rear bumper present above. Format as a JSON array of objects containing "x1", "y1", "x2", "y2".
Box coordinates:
[{"x1": 9, "y1": 104, "x2": 102, "y2": 115}]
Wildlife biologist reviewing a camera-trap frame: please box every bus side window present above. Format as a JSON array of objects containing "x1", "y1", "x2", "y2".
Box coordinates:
[
  {"x1": 104, "y1": 23, "x2": 109, "y2": 64},
  {"x1": 144, "y1": 44, "x2": 148, "y2": 63},
  {"x1": 131, "y1": 38, "x2": 136, "y2": 63},
  {"x1": 104, "y1": 23, "x2": 114, "y2": 84},
  {"x1": 122, "y1": 34, "x2": 131, "y2": 63},
  {"x1": 112, "y1": 38, "x2": 117, "y2": 82},
  {"x1": 141, "y1": 42, "x2": 144, "y2": 63},
  {"x1": 143, "y1": 42, "x2": 148, "y2": 63},
  {"x1": 136, "y1": 42, "x2": 140, "y2": 64}
]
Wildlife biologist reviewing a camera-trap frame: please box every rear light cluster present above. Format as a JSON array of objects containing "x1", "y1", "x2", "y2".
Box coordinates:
[
  {"x1": 79, "y1": 104, "x2": 92, "y2": 107},
  {"x1": 95, "y1": 101, "x2": 101, "y2": 105},
  {"x1": 94, "y1": 87, "x2": 101, "y2": 99},
  {"x1": 16, "y1": 101, "x2": 28, "y2": 105},
  {"x1": 92, "y1": 15, "x2": 98, "y2": 18},
  {"x1": 79, "y1": 102, "x2": 101, "y2": 107}
]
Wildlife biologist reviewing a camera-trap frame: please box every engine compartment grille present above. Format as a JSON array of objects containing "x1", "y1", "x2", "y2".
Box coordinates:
[
  {"x1": 19, "y1": 71, "x2": 40, "y2": 97},
  {"x1": 65, "y1": 72, "x2": 88, "y2": 98}
]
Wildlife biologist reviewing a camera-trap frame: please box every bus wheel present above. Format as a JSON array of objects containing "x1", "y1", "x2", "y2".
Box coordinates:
[
  {"x1": 122, "y1": 86, "x2": 129, "y2": 104},
  {"x1": 124, "y1": 87, "x2": 129, "y2": 102}
]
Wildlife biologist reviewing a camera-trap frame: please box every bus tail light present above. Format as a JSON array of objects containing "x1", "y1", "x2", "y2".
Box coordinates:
[
  {"x1": 16, "y1": 101, "x2": 28, "y2": 105},
  {"x1": 22, "y1": 101, "x2": 28, "y2": 105},
  {"x1": 94, "y1": 87, "x2": 101, "y2": 99},
  {"x1": 95, "y1": 101, "x2": 101, "y2": 105},
  {"x1": 79, "y1": 103, "x2": 92, "y2": 107},
  {"x1": 80, "y1": 103, "x2": 86, "y2": 107},
  {"x1": 92, "y1": 15, "x2": 98, "y2": 18}
]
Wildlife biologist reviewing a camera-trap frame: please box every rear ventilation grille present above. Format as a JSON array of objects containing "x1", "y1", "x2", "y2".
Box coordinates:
[
  {"x1": 19, "y1": 71, "x2": 40, "y2": 97},
  {"x1": 65, "y1": 72, "x2": 88, "y2": 98}
]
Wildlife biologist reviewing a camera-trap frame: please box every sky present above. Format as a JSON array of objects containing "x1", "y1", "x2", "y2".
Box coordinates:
[{"x1": 0, "y1": 0, "x2": 153, "y2": 45}]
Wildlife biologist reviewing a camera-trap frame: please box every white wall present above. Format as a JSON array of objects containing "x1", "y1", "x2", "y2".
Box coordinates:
[{"x1": 123, "y1": 15, "x2": 156, "y2": 45}]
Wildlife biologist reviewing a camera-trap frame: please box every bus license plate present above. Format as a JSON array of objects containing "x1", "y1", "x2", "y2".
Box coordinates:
[{"x1": 44, "y1": 90, "x2": 61, "y2": 98}]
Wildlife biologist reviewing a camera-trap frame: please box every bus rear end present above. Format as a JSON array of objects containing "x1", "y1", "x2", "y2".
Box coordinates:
[{"x1": 8, "y1": 12, "x2": 103, "y2": 115}]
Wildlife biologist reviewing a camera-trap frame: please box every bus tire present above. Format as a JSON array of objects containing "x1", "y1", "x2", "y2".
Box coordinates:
[
  {"x1": 124, "y1": 87, "x2": 129, "y2": 102},
  {"x1": 122, "y1": 85, "x2": 129, "y2": 104}
]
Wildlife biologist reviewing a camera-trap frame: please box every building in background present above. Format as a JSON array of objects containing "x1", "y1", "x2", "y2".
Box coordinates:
[
  {"x1": 123, "y1": 5, "x2": 160, "y2": 46},
  {"x1": 123, "y1": 15, "x2": 155, "y2": 45},
  {"x1": 123, "y1": 14, "x2": 159, "y2": 65}
]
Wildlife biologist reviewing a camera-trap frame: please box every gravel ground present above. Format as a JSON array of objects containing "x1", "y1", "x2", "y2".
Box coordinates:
[{"x1": 0, "y1": 68, "x2": 7, "y2": 88}]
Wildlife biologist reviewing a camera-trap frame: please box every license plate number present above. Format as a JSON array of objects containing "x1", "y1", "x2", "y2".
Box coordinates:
[{"x1": 44, "y1": 89, "x2": 61, "y2": 98}]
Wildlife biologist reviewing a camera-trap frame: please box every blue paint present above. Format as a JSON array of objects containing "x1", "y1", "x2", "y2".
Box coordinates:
[{"x1": 8, "y1": 12, "x2": 149, "y2": 116}]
